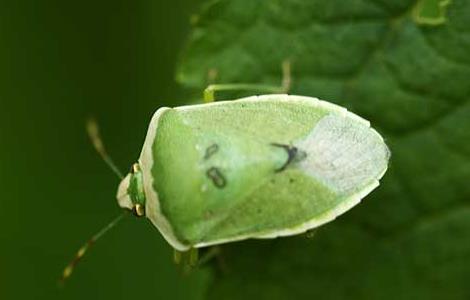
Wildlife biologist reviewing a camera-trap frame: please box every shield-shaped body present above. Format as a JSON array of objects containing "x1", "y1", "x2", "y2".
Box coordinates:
[{"x1": 119, "y1": 95, "x2": 390, "y2": 251}]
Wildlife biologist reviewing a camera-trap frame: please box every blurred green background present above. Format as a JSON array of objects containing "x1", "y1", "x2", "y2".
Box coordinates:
[{"x1": 0, "y1": 1, "x2": 210, "y2": 299}]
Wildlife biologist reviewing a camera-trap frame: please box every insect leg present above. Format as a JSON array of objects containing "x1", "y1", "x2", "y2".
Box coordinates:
[
  {"x1": 201, "y1": 246, "x2": 229, "y2": 273},
  {"x1": 203, "y1": 59, "x2": 292, "y2": 102},
  {"x1": 173, "y1": 247, "x2": 228, "y2": 274},
  {"x1": 198, "y1": 246, "x2": 221, "y2": 266},
  {"x1": 305, "y1": 228, "x2": 318, "y2": 239},
  {"x1": 174, "y1": 248, "x2": 199, "y2": 269}
]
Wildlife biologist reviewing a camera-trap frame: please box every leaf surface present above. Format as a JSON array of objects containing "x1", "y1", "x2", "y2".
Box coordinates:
[{"x1": 177, "y1": 0, "x2": 470, "y2": 299}]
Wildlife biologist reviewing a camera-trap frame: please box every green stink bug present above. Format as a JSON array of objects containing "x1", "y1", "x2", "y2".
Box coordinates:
[
  {"x1": 119, "y1": 94, "x2": 389, "y2": 251},
  {"x1": 61, "y1": 64, "x2": 390, "y2": 281}
]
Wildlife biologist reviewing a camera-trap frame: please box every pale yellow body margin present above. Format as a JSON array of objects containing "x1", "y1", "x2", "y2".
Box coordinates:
[{"x1": 139, "y1": 107, "x2": 190, "y2": 251}]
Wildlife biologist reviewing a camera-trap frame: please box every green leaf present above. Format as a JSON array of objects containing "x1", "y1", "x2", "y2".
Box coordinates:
[{"x1": 177, "y1": 0, "x2": 470, "y2": 299}]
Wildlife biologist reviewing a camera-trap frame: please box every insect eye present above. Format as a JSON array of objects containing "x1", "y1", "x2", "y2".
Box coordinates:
[
  {"x1": 132, "y1": 204, "x2": 145, "y2": 217},
  {"x1": 130, "y1": 163, "x2": 140, "y2": 174}
]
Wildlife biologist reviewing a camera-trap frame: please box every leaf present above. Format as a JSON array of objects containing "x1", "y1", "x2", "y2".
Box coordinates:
[{"x1": 176, "y1": 0, "x2": 470, "y2": 299}]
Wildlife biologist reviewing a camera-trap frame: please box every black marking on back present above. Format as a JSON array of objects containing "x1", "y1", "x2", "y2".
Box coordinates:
[
  {"x1": 204, "y1": 143, "x2": 219, "y2": 160},
  {"x1": 271, "y1": 143, "x2": 306, "y2": 172},
  {"x1": 206, "y1": 167, "x2": 226, "y2": 188}
]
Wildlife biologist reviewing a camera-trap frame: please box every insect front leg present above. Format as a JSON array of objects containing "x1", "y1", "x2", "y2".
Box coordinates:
[{"x1": 203, "y1": 59, "x2": 292, "y2": 102}]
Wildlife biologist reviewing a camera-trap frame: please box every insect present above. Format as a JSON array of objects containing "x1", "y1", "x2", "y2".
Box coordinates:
[{"x1": 61, "y1": 62, "x2": 390, "y2": 281}]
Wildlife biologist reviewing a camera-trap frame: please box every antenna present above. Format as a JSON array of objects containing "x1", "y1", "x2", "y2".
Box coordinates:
[
  {"x1": 86, "y1": 118, "x2": 124, "y2": 179},
  {"x1": 59, "y1": 213, "x2": 127, "y2": 284}
]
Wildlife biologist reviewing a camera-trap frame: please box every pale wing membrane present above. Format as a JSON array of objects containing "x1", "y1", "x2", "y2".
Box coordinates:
[{"x1": 297, "y1": 113, "x2": 390, "y2": 195}]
